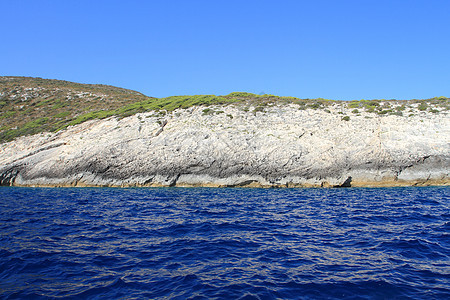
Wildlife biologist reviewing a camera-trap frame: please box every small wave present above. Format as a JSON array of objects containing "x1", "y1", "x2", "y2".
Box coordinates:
[{"x1": 0, "y1": 186, "x2": 449, "y2": 299}]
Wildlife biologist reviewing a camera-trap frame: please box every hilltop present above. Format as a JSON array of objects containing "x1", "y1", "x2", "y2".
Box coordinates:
[
  {"x1": 0, "y1": 76, "x2": 448, "y2": 143},
  {"x1": 0, "y1": 76, "x2": 151, "y2": 142}
]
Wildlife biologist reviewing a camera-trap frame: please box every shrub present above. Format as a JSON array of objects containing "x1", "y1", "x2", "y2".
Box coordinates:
[
  {"x1": 253, "y1": 106, "x2": 265, "y2": 114},
  {"x1": 418, "y1": 103, "x2": 428, "y2": 111},
  {"x1": 377, "y1": 110, "x2": 392, "y2": 115},
  {"x1": 308, "y1": 102, "x2": 322, "y2": 109},
  {"x1": 363, "y1": 100, "x2": 380, "y2": 107},
  {"x1": 297, "y1": 102, "x2": 307, "y2": 110},
  {"x1": 361, "y1": 100, "x2": 381, "y2": 113},
  {"x1": 226, "y1": 92, "x2": 257, "y2": 98},
  {"x1": 341, "y1": 116, "x2": 350, "y2": 121},
  {"x1": 348, "y1": 102, "x2": 359, "y2": 108},
  {"x1": 202, "y1": 108, "x2": 213, "y2": 115}
]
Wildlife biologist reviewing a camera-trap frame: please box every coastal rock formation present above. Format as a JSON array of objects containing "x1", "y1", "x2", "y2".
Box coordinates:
[{"x1": 0, "y1": 103, "x2": 448, "y2": 187}]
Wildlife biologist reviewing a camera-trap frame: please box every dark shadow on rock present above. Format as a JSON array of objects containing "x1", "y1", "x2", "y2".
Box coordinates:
[
  {"x1": 0, "y1": 166, "x2": 21, "y2": 186},
  {"x1": 333, "y1": 176, "x2": 352, "y2": 188},
  {"x1": 226, "y1": 180, "x2": 257, "y2": 187}
]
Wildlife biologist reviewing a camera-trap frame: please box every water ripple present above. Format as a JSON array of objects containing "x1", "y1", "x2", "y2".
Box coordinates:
[{"x1": 0, "y1": 186, "x2": 449, "y2": 299}]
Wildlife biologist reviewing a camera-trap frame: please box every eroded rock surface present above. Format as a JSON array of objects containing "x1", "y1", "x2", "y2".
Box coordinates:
[{"x1": 0, "y1": 104, "x2": 448, "y2": 187}]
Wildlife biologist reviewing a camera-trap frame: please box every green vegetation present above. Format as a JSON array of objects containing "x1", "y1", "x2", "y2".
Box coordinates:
[
  {"x1": 418, "y1": 103, "x2": 428, "y2": 111},
  {"x1": 0, "y1": 111, "x2": 17, "y2": 119},
  {"x1": 201, "y1": 107, "x2": 225, "y2": 116},
  {"x1": 253, "y1": 105, "x2": 265, "y2": 114},
  {"x1": 377, "y1": 109, "x2": 391, "y2": 115},
  {"x1": 226, "y1": 92, "x2": 259, "y2": 98},
  {"x1": 0, "y1": 76, "x2": 448, "y2": 142},
  {"x1": 202, "y1": 108, "x2": 213, "y2": 115},
  {"x1": 0, "y1": 76, "x2": 150, "y2": 142},
  {"x1": 396, "y1": 105, "x2": 405, "y2": 111},
  {"x1": 348, "y1": 101, "x2": 360, "y2": 109},
  {"x1": 54, "y1": 111, "x2": 71, "y2": 118},
  {"x1": 344, "y1": 97, "x2": 448, "y2": 115}
]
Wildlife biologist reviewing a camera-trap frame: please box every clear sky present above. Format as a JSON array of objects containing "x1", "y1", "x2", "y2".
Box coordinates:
[{"x1": 1, "y1": 0, "x2": 449, "y2": 100}]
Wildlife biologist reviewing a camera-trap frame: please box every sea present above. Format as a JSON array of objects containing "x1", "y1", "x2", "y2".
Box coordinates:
[{"x1": 0, "y1": 186, "x2": 448, "y2": 299}]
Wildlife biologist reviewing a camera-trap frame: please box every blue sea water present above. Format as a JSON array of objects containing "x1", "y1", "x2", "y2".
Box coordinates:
[{"x1": 0, "y1": 187, "x2": 449, "y2": 299}]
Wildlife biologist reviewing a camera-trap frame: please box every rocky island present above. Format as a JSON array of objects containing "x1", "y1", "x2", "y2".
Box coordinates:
[{"x1": 0, "y1": 76, "x2": 448, "y2": 187}]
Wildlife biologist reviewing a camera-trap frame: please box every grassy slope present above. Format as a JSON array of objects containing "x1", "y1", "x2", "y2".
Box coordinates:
[
  {"x1": 0, "y1": 76, "x2": 448, "y2": 143},
  {"x1": 0, "y1": 76, "x2": 150, "y2": 142}
]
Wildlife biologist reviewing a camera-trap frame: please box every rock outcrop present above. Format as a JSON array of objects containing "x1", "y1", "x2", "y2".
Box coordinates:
[{"x1": 0, "y1": 103, "x2": 448, "y2": 187}]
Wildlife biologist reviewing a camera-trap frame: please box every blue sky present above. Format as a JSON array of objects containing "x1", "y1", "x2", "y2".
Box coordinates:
[{"x1": 1, "y1": 0, "x2": 449, "y2": 100}]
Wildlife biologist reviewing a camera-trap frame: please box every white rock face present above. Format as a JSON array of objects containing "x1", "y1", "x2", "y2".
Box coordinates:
[{"x1": 0, "y1": 104, "x2": 448, "y2": 187}]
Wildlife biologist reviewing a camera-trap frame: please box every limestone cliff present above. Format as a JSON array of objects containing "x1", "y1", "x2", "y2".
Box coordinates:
[{"x1": 0, "y1": 102, "x2": 448, "y2": 187}]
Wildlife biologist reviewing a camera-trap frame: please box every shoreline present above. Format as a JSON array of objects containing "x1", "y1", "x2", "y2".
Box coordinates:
[{"x1": 5, "y1": 178, "x2": 449, "y2": 188}]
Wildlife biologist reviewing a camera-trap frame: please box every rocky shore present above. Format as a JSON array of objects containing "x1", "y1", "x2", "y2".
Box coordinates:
[{"x1": 0, "y1": 102, "x2": 448, "y2": 187}]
